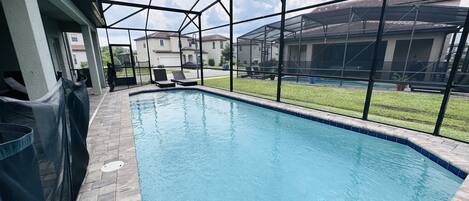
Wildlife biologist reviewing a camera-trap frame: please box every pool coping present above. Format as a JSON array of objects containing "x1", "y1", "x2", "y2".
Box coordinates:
[{"x1": 126, "y1": 85, "x2": 469, "y2": 201}]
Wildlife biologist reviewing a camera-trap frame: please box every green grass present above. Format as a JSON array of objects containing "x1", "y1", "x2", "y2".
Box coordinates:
[{"x1": 204, "y1": 77, "x2": 469, "y2": 142}]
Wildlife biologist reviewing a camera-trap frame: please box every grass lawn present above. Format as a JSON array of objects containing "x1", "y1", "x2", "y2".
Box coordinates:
[{"x1": 204, "y1": 77, "x2": 469, "y2": 142}]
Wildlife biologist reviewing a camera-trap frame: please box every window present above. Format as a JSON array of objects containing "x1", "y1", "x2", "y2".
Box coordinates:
[
  {"x1": 189, "y1": 55, "x2": 193, "y2": 62},
  {"x1": 239, "y1": 45, "x2": 242, "y2": 51},
  {"x1": 160, "y1": 39, "x2": 164, "y2": 46},
  {"x1": 189, "y1": 42, "x2": 192, "y2": 47},
  {"x1": 71, "y1": 36, "x2": 78, "y2": 42},
  {"x1": 143, "y1": 43, "x2": 146, "y2": 48},
  {"x1": 212, "y1": 41, "x2": 215, "y2": 49},
  {"x1": 72, "y1": 54, "x2": 77, "y2": 64},
  {"x1": 220, "y1": 41, "x2": 223, "y2": 49}
]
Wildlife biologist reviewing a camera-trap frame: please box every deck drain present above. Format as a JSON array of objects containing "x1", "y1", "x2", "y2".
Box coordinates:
[{"x1": 101, "y1": 161, "x2": 124, "y2": 172}]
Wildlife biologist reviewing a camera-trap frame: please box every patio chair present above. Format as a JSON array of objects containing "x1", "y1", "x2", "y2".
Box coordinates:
[
  {"x1": 153, "y1": 69, "x2": 175, "y2": 88},
  {"x1": 171, "y1": 71, "x2": 197, "y2": 86},
  {"x1": 4, "y1": 77, "x2": 28, "y2": 94},
  {"x1": 1, "y1": 77, "x2": 29, "y2": 100}
]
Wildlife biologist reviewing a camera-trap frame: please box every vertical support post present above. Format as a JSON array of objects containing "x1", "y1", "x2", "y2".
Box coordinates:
[
  {"x1": 62, "y1": 32, "x2": 75, "y2": 80},
  {"x1": 198, "y1": 14, "x2": 204, "y2": 85},
  {"x1": 236, "y1": 37, "x2": 239, "y2": 78},
  {"x1": 128, "y1": 30, "x2": 136, "y2": 82},
  {"x1": 276, "y1": 0, "x2": 287, "y2": 102},
  {"x1": 298, "y1": 16, "x2": 304, "y2": 75},
  {"x1": 81, "y1": 25, "x2": 103, "y2": 95},
  {"x1": 229, "y1": 0, "x2": 234, "y2": 92},
  {"x1": 403, "y1": 6, "x2": 419, "y2": 76},
  {"x1": 178, "y1": 32, "x2": 184, "y2": 72},
  {"x1": 263, "y1": 26, "x2": 267, "y2": 66},
  {"x1": 92, "y1": 31, "x2": 106, "y2": 87},
  {"x1": 1, "y1": 0, "x2": 57, "y2": 99},
  {"x1": 433, "y1": 9, "x2": 469, "y2": 135},
  {"x1": 105, "y1": 28, "x2": 112, "y2": 85},
  {"x1": 340, "y1": 7, "x2": 353, "y2": 86},
  {"x1": 445, "y1": 32, "x2": 458, "y2": 69},
  {"x1": 435, "y1": 33, "x2": 448, "y2": 69},
  {"x1": 144, "y1": 1, "x2": 153, "y2": 83},
  {"x1": 145, "y1": 31, "x2": 152, "y2": 83},
  {"x1": 362, "y1": 0, "x2": 387, "y2": 120},
  {"x1": 270, "y1": 41, "x2": 273, "y2": 62},
  {"x1": 249, "y1": 40, "x2": 252, "y2": 67}
]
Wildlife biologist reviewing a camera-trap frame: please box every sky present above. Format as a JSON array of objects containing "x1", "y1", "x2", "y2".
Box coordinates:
[{"x1": 97, "y1": 0, "x2": 326, "y2": 48}]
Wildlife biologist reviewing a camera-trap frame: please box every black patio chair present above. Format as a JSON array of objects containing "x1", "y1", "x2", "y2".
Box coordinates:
[
  {"x1": 153, "y1": 69, "x2": 175, "y2": 88},
  {"x1": 171, "y1": 71, "x2": 197, "y2": 86}
]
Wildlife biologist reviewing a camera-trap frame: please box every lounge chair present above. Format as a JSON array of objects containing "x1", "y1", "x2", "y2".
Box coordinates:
[
  {"x1": 153, "y1": 69, "x2": 175, "y2": 88},
  {"x1": 4, "y1": 77, "x2": 28, "y2": 94},
  {"x1": 171, "y1": 71, "x2": 197, "y2": 86},
  {"x1": 2, "y1": 77, "x2": 29, "y2": 100}
]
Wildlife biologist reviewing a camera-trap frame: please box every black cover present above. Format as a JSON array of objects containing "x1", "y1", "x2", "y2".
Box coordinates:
[
  {"x1": 0, "y1": 123, "x2": 43, "y2": 201},
  {"x1": 0, "y1": 79, "x2": 90, "y2": 201}
]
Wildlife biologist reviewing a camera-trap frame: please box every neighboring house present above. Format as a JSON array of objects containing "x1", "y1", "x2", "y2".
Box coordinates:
[
  {"x1": 236, "y1": 41, "x2": 279, "y2": 66},
  {"x1": 238, "y1": 0, "x2": 468, "y2": 84},
  {"x1": 67, "y1": 33, "x2": 88, "y2": 69},
  {"x1": 200, "y1": 34, "x2": 230, "y2": 65},
  {"x1": 134, "y1": 32, "x2": 207, "y2": 67}
]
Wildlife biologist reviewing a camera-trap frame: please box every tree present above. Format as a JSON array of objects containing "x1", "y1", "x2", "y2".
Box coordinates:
[
  {"x1": 100, "y1": 46, "x2": 111, "y2": 67},
  {"x1": 221, "y1": 46, "x2": 231, "y2": 64},
  {"x1": 100, "y1": 46, "x2": 126, "y2": 67}
]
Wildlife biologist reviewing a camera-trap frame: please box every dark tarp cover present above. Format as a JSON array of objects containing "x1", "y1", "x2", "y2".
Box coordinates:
[
  {"x1": 0, "y1": 79, "x2": 90, "y2": 201},
  {"x1": 0, "y1": 124, "x2": 43, "y2": 201}
]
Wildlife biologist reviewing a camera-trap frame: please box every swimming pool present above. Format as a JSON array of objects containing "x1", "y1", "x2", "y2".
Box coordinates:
[
  {"x1": 130, "y1": 90, "x2": 463, "y2": 201},
  {"x1": 282, "y1": 76, "x2": 396, "y2": 90}
]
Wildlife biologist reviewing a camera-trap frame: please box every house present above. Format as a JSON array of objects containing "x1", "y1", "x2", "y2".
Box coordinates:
[
  {"x1": 67, "y1": 33, "x2": 88, "y2": 69},
  {"x1": 236, "y1": 40, "x2": 279, "y2": 66},
  {"x1": 200, "y1": 34, "x2": 230, "y2": 66},
  {"x1": 134, "y1": 32, "x2": 207, "y2": 67},
  {"x1": 0, "y1": 0, "x2": 106, "y2": 99},
  {"x1": 237, "y1": 0, "x2": 468, "y2": 84}
]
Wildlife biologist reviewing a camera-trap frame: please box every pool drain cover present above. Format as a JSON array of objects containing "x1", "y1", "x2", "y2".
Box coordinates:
[{"x1": 101, "y1": 161, "x2": 124, "y2": 172}]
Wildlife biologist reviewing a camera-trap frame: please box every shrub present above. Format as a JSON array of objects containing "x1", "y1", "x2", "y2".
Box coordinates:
[
  {"x1": 80, "y1": 61, "x2": 88, "y2": 68},
  {"x1": 157, "y1": 65, "x2": 165, "y2": 68},
  {"x1": 219, "y1": 56, "x2": 224, "y2": 66},
  {"x1": 208, "y1": 59, "x2": 215, "y2": 66}
]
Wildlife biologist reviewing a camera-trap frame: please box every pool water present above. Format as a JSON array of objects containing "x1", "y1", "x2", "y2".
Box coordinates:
[
  {"x1": 282, "y1": 76, "x2": 396, "y2": 90},
  {"x1": 130, "y1": 90, "x2": 462, "y2": 201}
]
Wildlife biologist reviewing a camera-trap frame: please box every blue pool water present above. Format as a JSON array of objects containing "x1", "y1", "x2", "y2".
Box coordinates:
[{"x1": 130, "y1": 90, "x2": 463, "y2": 201}]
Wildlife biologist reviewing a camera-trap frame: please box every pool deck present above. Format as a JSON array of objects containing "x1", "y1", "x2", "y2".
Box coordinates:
[{"x1": 78, "y1": 85, "x2": 469, "y2": 201}]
